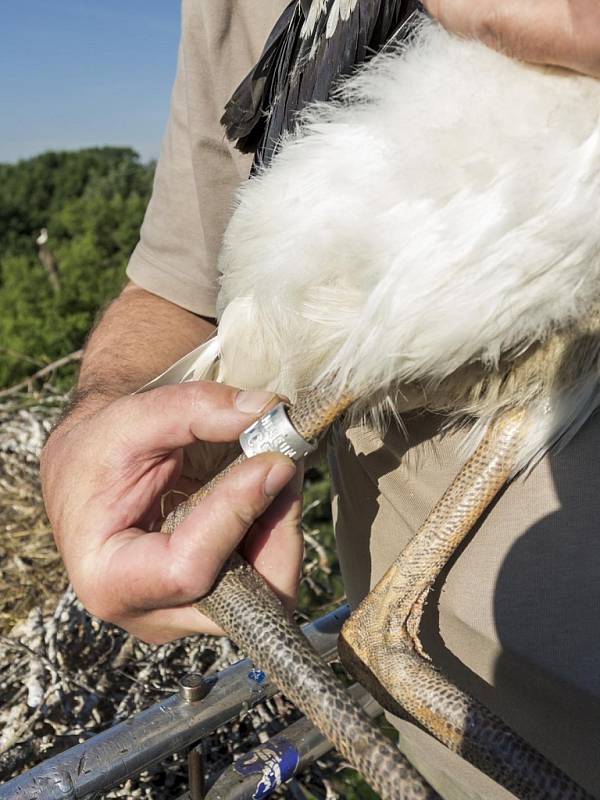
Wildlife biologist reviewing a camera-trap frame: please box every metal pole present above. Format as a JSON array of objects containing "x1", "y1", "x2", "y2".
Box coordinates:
[
  {"x1": 188, "y1": 743, "x2": 207, "y2": 800},
  {"x1": 203, "y1": 683, "x2": 381, "y2": 800},
  {"x1": 0, "y1": 606, "x2": 350, "y2": 800}
]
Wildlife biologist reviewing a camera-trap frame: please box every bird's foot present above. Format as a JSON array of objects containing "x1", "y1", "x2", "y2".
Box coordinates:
[
  {"x1": 406, "y1": 585, "x2": 432, "y2": 661},
  {"x1": 338, "y1": 566, "x2": 422, "y2": 720},
  {"x1": 338, "y1": 601, "x2": 409, "y2": 721}
]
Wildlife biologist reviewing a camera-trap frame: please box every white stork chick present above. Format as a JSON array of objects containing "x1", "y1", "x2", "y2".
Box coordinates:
[{"x1": 174, "y1": 18, "x2": 600, "y2": 472}]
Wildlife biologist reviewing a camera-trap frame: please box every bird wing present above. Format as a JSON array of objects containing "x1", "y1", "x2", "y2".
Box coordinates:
[{"x1": 221, "y1": 0, "x2": 423, "y2": 164}]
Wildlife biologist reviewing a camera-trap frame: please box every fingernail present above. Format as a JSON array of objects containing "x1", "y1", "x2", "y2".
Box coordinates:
[
  {"x1": 235, "y1": 390, "x2": 276, "y2": 414},
  {"x1": 264, "y1": 462, "x2": 297, "y2": 497}
]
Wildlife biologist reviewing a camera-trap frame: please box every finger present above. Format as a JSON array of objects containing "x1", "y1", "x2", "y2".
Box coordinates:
[
  {"x1": 94, "y1": 469, "x2": 304, "y2": 643},
  {"x1": 103, "y1": 469, "x2": 304, "y2": 644},
  {"x1": 167, "y1": 454, "x2": 299, "y2": 599},
  {"x1": 102, "y1": 381, "x2": 280, "y2": 459},
  {"x1": 420, "y1": 0, "x2": 478, "y2": 36},
  {"x1": 91, "y1": 453, "x2": 297, "y2": 616},
  {"x1": 242, "y1": 466, "x2": 304, "y2": 608},
  {"x1": 112, "y1": 605, "x2": 228, "y2": 643},
  {"x1": 420, "y1": 0, "x2": 438, "y2": 16}
]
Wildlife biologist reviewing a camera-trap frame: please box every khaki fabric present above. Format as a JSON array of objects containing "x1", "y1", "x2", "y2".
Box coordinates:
[
  {"x1": 127, "y1": 3, "x2": 600, "y2": 798},
  {"x1": 127, "y1": 0, "x2": 289, "y2": 317},
  {"x1": 331, "y1": 414, "x2": 600, "y2": 797}
]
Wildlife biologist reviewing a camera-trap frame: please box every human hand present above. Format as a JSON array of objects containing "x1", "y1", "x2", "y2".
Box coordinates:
[
  {"x1": 41, "y1": 383, "x2": 303, "y2": 643},
  {"x1": 422, "y1": 0, "x2": 600, "y2": 79}
]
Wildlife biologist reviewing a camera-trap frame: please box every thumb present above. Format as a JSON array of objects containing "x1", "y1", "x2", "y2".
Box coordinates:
[
  {"x1": 99, "y1": 453, "x2": 297, "y2": 612},
  {"x1": 102, "y1": 382, "x2": 278, "y2": 460}
]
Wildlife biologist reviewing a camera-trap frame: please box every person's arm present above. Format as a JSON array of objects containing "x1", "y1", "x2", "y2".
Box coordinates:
[
  {"x1": 61, "y1": 282, "x2": 215, "y2": 427},
  {"x1": 422, "y1": 0, "x2": 600, "y2": 79}
]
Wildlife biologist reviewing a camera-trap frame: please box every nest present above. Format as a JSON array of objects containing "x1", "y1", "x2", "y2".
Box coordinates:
[
  {"x1": 0, "y1": 391, "x2": 67, "y2": 633},
  {"x1": 0, "y1": 387, "x2": 360, "y2": 798}
]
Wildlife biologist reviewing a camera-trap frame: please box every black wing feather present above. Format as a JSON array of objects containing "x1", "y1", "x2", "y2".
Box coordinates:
[
  {"x1": 221, "y1": 2, "x2": 299, "y2": 148},
  {"x1": 222, "y1": 0, "x2": 423, "y2": 166}
]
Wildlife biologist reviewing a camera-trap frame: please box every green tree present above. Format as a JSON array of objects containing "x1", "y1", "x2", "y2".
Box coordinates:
[{"x1": 0, "y1": 148, "x2": 154, "y2": 389}]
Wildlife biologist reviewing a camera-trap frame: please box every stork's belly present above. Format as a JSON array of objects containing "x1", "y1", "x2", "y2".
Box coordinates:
[{"x1": 331, "y1": 411, "x2": 600, "y2": 799}]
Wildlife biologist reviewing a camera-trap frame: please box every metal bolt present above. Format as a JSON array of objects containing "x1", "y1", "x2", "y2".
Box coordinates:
[{"x1": 179, "y1": 673, "x2": 209, "y2": 703}]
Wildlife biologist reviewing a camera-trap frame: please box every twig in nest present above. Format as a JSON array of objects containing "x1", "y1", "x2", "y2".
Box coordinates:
[{"x1": 0, "y1": 350, "x2": 83, "y2": 400}]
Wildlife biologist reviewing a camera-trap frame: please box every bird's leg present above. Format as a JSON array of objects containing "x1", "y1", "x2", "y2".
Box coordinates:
[
  {"x1": 161, "y1": 383, "x2": 354, "y2": 532},
  {"x1": 162, "y1": 384, "x2": 441, "y2": 800},
  {"x1": 341, "y1": 408, "x2": 526, "y2": 666},
  {"x1": 339, "y1": 408, "x2": 592, "y2": 800}
]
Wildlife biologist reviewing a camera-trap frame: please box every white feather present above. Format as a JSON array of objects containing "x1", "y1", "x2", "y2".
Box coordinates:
[
  {"x1": 194, "y1": 18, "x2": 600, "y2": 468},
  {"x1": 139, "y1": 337, "x2": 221, "y2": 393},
  {"x1": 302, "y1": 0, "x2": 328, "y2": 39},
  {"x1": 326, "y1": 0, "x2": 359, "y2": 38}
]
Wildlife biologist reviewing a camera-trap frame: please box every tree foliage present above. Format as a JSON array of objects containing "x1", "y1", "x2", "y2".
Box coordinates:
[{"x1": 0, "y1": 148, "x2": 154, "y2": 388}]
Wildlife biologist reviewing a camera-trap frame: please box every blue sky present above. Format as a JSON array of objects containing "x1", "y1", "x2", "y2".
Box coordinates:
[{"x1": 0, "y1": 1, "x2": 181, "y2": 164}]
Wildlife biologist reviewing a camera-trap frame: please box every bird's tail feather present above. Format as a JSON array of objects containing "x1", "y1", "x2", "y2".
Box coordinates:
[{"x1": 136, "y1": 336, "x2": 222, "y2": 394}]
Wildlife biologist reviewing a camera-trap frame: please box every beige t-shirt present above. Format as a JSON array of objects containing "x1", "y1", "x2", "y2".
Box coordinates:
[
  {"x1": 127, "y1": 3, "x2": 600, "y2": 798},
  {"x1": 127, "y1": 0, "x2": 286, "y2": 317}
]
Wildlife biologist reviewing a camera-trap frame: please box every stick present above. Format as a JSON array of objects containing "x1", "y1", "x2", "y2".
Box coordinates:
[{"x1": 0, "y1": 350, "x2": 83, "y2": 400}]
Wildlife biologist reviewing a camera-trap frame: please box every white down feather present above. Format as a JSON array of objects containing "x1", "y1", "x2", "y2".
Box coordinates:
[{"x1": 182, "y1": 18, "x2": 600, "y2": 464}]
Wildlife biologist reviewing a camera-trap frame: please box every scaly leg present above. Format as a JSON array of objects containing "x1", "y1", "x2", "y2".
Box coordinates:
[
  {"x1": 162, "y1": 384, "x2": 440, "y2": 800},
  {"x1": 339, "y1": 409, "x2": 592, "y2": 799}
]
